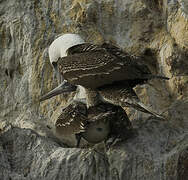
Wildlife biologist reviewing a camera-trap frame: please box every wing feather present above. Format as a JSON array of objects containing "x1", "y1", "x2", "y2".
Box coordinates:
[{"x1": 57, "y1": 43, "x2": 152, "y2": 88}]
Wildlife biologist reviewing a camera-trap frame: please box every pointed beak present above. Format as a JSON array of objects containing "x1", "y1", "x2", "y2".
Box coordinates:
[{"x1": 40, "y1": 81, "x2": 77, "y2": 102}]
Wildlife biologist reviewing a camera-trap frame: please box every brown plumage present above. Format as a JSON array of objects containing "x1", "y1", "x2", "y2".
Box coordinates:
[
  {"x1": 41, "y1": 36, "x2": 136, "y2": 147},
  {"x1": 98, "y1": 81, "x2": 163, "y2": 118},
  {"x1": 57, "y1": 43, "x2": 168, "y2": 89},
  {"x1": 54, "y1": 43, "x2": 168, "y2": 118},
  {"x1": 54, "y1": 99, "x2": 132, "y2": 147},
  {"x1": 55, "y1": 100, "x2": 87, "y2": 137}
]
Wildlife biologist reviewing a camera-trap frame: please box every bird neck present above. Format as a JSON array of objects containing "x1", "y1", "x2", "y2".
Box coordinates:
[
  {"x1": 73, "y1": 85, "x2": 87, "y2": 103},
  {"x1": 85, "y1": 88, "x2": 101, "y2": 107}
]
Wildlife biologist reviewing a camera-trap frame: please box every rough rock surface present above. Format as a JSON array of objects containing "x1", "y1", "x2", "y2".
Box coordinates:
[{"x1": 0, "y1": 0, "x2": 188, "y2": 179}]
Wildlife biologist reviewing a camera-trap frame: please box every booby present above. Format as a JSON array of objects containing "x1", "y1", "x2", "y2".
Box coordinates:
[
  {"x1": 54, "y1": 99, "x2": 111, "y2": 147},
  {"x1": 46, "y1": 86, "x2": 132, "y2": 147},
  {"x1": 41, "y1": 34, "x2": 135, "y2": 147},
  {"x1": 41, "y1": 33, "x2": 169, "y2": 118}
]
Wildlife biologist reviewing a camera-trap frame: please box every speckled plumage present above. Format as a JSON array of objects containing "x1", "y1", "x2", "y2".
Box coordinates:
[
  {"x1": 57, "y1": 43, "x2": 168, "y2": 89},
  {"x1": 54, "y1": 98, "x2": 132, "y2": 147},
  {"x1": 41, "y1": 34, "x2": 137, "y2": 147},
  {"x1": 54, "y1": 42, "x2": 168, "y2": 117},
  {"x1": 41, "y1": 34, "x2": 168, "y2": 147},
  {"x1": 55, "y1": 100, "x2": 87, "y2": 137},
  {"x1": 98, "y1": 82, "x2": 163, "y2": 117}
]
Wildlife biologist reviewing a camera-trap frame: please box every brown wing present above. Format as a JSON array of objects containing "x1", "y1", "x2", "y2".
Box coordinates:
[
  {"x1": 98, "y1": 82, "x2": 163, "y2": 118},
  {"x1": 66, "y1": 43, "x2": 104, "y2": 55},
  {"x1": 55, "y1": 101, "x2": 88, "y2": 136},
  {"x1": 58, "y1": 43, "x2": 152, "y2": 88},
  {"x1": 98, "y1": 82, "x2": 140, "y2": 107},
  {"x1": 101, "y1": 43, "x2": 151, "y2": 75}
]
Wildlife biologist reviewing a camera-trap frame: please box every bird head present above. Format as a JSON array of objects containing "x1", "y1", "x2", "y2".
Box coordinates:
[
  {"x1": 48, "y1": 33, "x2": 85, "y2": 84},
  {"x1": 49, "y1": 33, "x2": 85, "y2": 64}
]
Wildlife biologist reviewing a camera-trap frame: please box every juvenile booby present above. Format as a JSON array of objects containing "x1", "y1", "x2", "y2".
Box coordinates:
[
  {"x1": 41, "y1": 33, "x2": 169, "y2": 118},
  {"x1": 55, "y1": 100, "x2": 111, "y2": 147},
  {"x1": 46, "y1": 86, "x2": 132, "y2": 147}
]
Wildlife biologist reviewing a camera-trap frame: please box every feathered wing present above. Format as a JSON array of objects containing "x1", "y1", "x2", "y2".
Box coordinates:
[
  {"x1": 57, "y1": 43, "x2": 168, "y2": 89},
  {"x1": 57, "y1": 43, "x2": 118, "y2": 88},
  {"x1": 101, "y1": 43, "x2": 169, "y2": 80},
  {"x1": 99, "y1": 84, "x2": 164, "y2": 119},
  {"x1": 66, "y1": 43, "x2": 104, "y2": 55},
  {"x1": 55, "y1": 101, "x2": 88, "y2": 136}
]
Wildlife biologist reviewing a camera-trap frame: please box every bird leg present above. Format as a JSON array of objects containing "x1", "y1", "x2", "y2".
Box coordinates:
[{"x1": 75, "y1": 133, "x2": 82, "y2": 148}]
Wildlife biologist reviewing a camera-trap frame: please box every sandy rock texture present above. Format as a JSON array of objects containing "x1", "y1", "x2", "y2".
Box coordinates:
[{"x1": 0, "y1": 0, "x2": 187, "y2": 179}]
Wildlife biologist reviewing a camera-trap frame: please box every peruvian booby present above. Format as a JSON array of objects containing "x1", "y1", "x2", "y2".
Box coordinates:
[
  {"x1": 54, "y1": 100, "x2": 110, "y2": 147},
  {"x1": 41, "y1": 33, "x2": 169, "y2": 118},
  {"x1": 47, "y1": 86, "x2": 133, "y2": 147}
]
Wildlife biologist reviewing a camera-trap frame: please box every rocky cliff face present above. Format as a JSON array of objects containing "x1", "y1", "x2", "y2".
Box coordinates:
[{"x1": 0, "y1": 0, "x2": 188, "y2": 179}]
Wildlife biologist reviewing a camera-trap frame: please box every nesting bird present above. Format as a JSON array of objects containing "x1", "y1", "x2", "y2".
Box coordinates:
[
  {"x1": 45, "y1": 86, "x2": 132, "y2": 147},
  {"x1": 41, "y1": 33, "x2": 169, "y2": 118},
  {"x1": 40, "y1": 33, "x2": 169, "y2": 146},
  {"x1": 54, "y1": 98, "x2": 132, "y2": 147}
]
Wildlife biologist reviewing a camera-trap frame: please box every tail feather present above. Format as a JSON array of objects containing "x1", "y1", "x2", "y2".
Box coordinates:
[
  {"x1": 125, "y1": 100, "x2": 165, "y2": 119},
  {"x1": 153, "y1": 75, "x2": 169, "y2": 80},
  {"x1": 148, "y1": 75, "x2": 170, "y2": 80}
]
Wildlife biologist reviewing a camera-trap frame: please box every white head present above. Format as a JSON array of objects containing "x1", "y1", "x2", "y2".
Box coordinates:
[{"x1": 48, "y1": 33, "x2": 85, "y2": 64}]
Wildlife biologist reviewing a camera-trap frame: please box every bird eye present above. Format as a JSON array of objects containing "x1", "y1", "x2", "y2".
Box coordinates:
[{"x1": 96, "y1": 128, "x2": 103, "y2": 131}]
